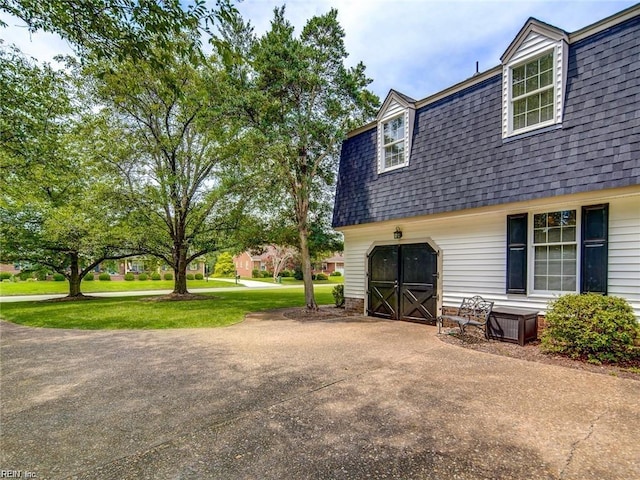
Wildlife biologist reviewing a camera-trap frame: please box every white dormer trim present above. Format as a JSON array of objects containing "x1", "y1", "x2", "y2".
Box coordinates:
[
  {"x1": 377, "y1": 90, "x2": 416, "y2": 174},
  {"x1": 501, "y1": 19, "x2": 569, "y2": 139}
]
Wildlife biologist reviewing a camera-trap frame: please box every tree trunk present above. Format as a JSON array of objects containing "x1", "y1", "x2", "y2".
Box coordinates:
[
  {"x1": 68, "y1": 252, "x2": 83, "y2": 297},
  {"x1": 299, "y1": 226, "x2": 317, "y2": 310},
  {"x1": 173, "y1": 243, "x2": 189, "y2": 295}
]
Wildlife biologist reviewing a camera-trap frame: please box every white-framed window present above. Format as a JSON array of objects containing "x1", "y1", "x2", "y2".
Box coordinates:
[
  {"x1": 382, "y1": 114, "x2": 406, "y2": 170},
  {"x1": 532, "y1": 209, "x2": 577, "y2": 292},
  {"x1": 501, "y1": 21, "x2": 568, "y2": 139},
  {"x1": 511, "y1": 51, "x2": 555, "y2": 132}
]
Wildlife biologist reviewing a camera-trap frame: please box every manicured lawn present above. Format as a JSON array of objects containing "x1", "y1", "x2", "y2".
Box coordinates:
[
  {"x1": 247, "y1": 276, "x2": 343, "y2": 285},
  {"x1": 0, "y1": 286, "x2": 337, "y2": 329},
  {"x1": 0, "y1": 278, "x2": 238, "y2": 296}
]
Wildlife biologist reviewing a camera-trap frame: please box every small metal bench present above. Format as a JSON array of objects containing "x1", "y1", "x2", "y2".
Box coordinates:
[{"x1": 437, "y1": 296, "x2": 494, "y2": 338}]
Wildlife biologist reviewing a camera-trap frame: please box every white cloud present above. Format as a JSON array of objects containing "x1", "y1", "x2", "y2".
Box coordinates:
[{"x1": 2, "y1": 0, "x2": 637, "y2": 99}]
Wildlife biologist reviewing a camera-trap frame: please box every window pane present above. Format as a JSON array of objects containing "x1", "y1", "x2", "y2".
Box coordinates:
[
  {"x1": 534, "y1": 260, "x2": 547, "y2": 276},
  {"x1": 563, "y1": 244, "x2": 577, "y2": 259},
  {"x1": 514, "y1": 98, "x2": 526, "y2": 115},
  {"x1": 564, "y1": 210, "x2": 576, "y2": 226},
  {"x1": 513, "y1": 114, "x2": 525, "y2": 130},
  {"x1": 540, "y1": 105, "x2": 554, "y2": 122},
  {"x1": 562, "y1": 227, "x2": 576, "y2": 242},
  {"x1": 548, "y1": 260, "x2": 562, "y2": 276},
  {"x1": 548, "y1": 276, "x2": 561, "y2": 290},
  {"x1": 533, "y1": 210, "x2": 577, "y2": 292},
  {"x1": 513, "y1": 65, "x2": 525, "y2": 83},
  {"x1": 513, "y1": 81, "x2": 524, "y2": 98},
  {"x1": 526, "y1": 75, "x2": 539, "y2": 93},
  {"x1": 564, "y1": 259, "x2": 576, "y2": 276},
  {"x1": 383, "y1": 117, "x2": 404, "y2": 144},
  {"x1": 534, "y1": 213, "x2": 547, "y2": 229},
  {"x1": 548, "y1": 227, "x2": 561, "y2": 243},
  {"x1": 562, "y1": 276, "x2": 576, "y2": 291},
  {"x1": 540, "y1": 88, "x2": 554, "y2": 106},
  {"x1": 540, "y1": 52, "x2": 553, "y2": 71},
  {"x1": 535, "y1": 246, "x2": 548, "y2": 260},
  {"x1": 548, "y1": 212, "x2": 562, "y2": 227},
  {"x1": 511, "y1": 52, "x2": 556, "y2": 131},
  {"x1": 540, "y1": 70, "x2": 553, "y2": 88}
]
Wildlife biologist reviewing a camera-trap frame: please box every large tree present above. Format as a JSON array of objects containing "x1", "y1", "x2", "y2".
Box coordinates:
[
  {"x1": 222, "y1": 7, "x2": 378, "y2": 309},
  {"x1": 1, "y1": 0, "x2": 232, "y2": 62},
  {"x1": 92, "y1": 36, "x2": 247, "y2": 295},
  {"x1": 0, "y1": 47, "x2": 136, "y2": 297}
]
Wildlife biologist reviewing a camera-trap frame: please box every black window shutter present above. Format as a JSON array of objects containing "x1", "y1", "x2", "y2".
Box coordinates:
[
  {"x1": 506, "y1": 213, "x2": 528, "y2": 294},
  {"x1": 581, "y1": 204, "x2": 609, "y2": 294}
]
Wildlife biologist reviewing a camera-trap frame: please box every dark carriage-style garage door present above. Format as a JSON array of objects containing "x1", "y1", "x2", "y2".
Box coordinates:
[{"x1": 367, "y1": 243, "x2": 438, "y2": 323}]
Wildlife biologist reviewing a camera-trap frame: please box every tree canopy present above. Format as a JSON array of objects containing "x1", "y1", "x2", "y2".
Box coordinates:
[
  {"x1": 0, "y1": 47, "x2": 137, "y2": 296},
  {"x1": 221, "y1": 7, "x2": 379, "y2": 308}
]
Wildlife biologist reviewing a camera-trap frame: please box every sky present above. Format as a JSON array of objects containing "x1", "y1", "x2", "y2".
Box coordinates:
[{"x1": 1, "y1": 0, "x2": 638, "y2": 101}]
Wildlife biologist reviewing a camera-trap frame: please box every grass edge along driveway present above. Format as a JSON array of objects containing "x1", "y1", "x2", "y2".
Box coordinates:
[{"x1": 0, "y1": 286, "x2": 336, "y2": 330}]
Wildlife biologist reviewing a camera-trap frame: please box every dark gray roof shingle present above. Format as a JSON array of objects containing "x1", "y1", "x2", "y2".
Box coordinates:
[{"x1": 333, "y1": 15, "x2": 640, "y2": 228}]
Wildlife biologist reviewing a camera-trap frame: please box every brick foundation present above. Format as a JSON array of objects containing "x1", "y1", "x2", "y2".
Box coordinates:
[{"x1": 345, "y1": 297, "x2": 365, "y2": 314}]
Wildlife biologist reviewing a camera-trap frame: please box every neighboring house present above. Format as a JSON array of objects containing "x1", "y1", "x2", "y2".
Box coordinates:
[
  {"x1": 0, "y1": 264, "x2": 21, "y2": 275},
  {"x1": 112, "y1": 257, "x2": 206, "y2": 277},
  {"x1": 233, "y1": 247, "x2": 343, "y2": 277},
  {"x1": 233, "y1": 249, "x2": 273, "y2": 277},
  {"x1": 332, "y1": 6, "x2": 640, "y2": 322},
  {"x1": 319, "y1": 254, "x2": 345, "y2": 275}
]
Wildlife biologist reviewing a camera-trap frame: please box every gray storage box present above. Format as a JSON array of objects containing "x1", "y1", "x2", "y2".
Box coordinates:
[{"x1": 488, "y1": 307, "x2": 539, "y2": 346}]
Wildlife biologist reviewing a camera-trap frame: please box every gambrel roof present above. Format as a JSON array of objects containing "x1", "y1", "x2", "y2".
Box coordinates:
[{"x1": 332, "y1": 8, "x2": 640, "y2": 228}]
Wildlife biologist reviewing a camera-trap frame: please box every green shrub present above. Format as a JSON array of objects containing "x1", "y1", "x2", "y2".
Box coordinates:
[
  {"x1": 151, "y1": 273, "x2": 162, "y2": 281},
  {"x1": 293, "y1": 268, "x2": 303, "y2": 280},
  {"x1": 163, "y1": 272, "x2": 173, "y2": 281},
  {"x1": 19, "y1": 271, "x2": 32, "y2": 281},
  {"x1": 261, "y1": 270, "x2": 271, "y2": 278},
  {"x1": 84, "y1": 273, "x2": 94, "y2": 281},
  {"x1": 53, "y1": 273, "x2": 66, "y2": 281},
  {"x1": 252, "y1": 269, "x2": 261, "y2": 278},
  {"x1": 280, "y1": 270, "x2": 292, "y2": 278},
  {"x1": 330, "y1": 271, "x2": 342, "y2": 277},
  {"x1": 0, "y1": 272, "x2": 12, "y2": 280},
  {"x1": 195, "y1": 273, "x2": 204, "y2": 280},
  {"x1": 541, "y1": 293, "x2": 640, "y2": 364},
  {"x1": 98, "y1": 273, "x2": 111, "y2": 281},
  {"x1": 315, "y1": 273, "x2": 328, "y2": 281},
  {"x1": 332, "y1": 284, "x2": 345, "y2": 308},
  {"x1": 124, "y1": 273, "x2": 135, "y2": 281},
  {"x1": 138, "y1": 273, "x2": 149, "y2": 281},
  {"x1": 186, "y1": 273, "x2": 195, "y2": 280}
]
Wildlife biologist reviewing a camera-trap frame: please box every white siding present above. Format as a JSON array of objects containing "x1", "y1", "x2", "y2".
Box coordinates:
[
  {"x1": 510, "y1": 32, "x2": 556, "y2": 63},
  {"x1": 341, "y1": 189, "x2": 640, "y2": 317}
]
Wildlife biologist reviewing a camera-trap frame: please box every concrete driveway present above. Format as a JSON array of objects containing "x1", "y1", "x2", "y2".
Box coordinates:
[{"x1": 1, "y1": 311, "x2": 639, "y2": 480}]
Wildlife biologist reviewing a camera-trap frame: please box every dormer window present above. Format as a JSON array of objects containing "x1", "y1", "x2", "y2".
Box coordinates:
[
  {"x1": 501, "y1": 19, "x2": 568, "y2": 138},
  {"x1": 382, "y1": 115, "x2": 406, "y2": 169},
  {"x1": 511, "y1": 51, "x2": 554, "y2": 131},
  {"x1": 377, "y1": 90, "x2": 416, "y2": 174}
]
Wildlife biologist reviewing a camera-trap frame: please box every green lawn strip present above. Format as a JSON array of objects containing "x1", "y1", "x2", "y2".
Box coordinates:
[
  {"x1": 243, "y1": 276, "x2": 343, "y2": 285},
  {"x1": 0, "y1": 279, "x2": 239, "y2": 296},
  {"x1": 0, "y1": 286, "x2": 336, "y2": 329}
]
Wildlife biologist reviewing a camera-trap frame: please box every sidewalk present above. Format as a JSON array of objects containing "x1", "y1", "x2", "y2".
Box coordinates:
[{"x1": 0, "y1": 278, "x2": 291, "y2": 303}]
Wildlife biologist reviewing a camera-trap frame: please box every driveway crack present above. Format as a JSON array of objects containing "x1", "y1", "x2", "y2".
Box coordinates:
[{"x1": 559, "y1": 411, "x2": 605, "y2": 479}]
